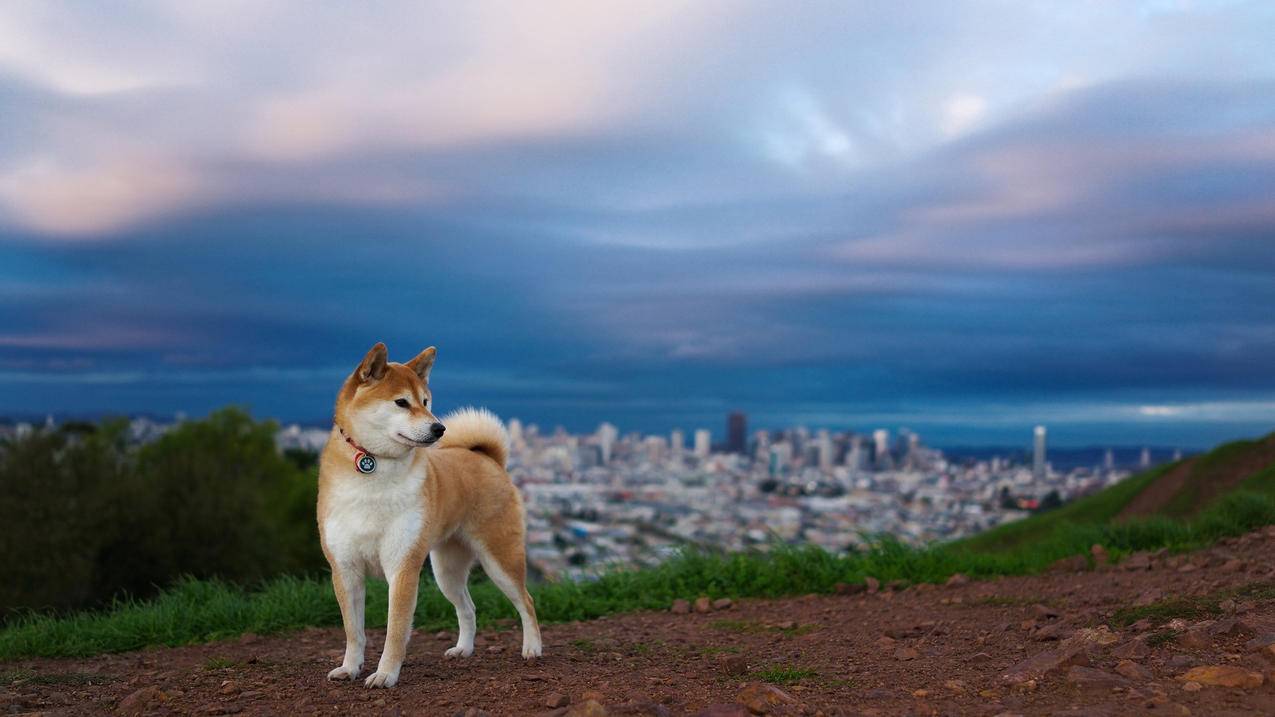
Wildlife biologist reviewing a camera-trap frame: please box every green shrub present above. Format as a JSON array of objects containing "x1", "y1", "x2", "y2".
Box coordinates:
[{"x1": 0, "y1": 409, "x2": 323, "y2": 618}]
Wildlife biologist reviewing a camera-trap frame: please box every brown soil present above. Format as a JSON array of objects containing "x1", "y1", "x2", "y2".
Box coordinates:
[
  {"x1": 1118, "y1": 436, "x2": 1275, "y2": 521},
  {"x1": 9, "y1": 532, "x2": 1275, "y2": 716}
]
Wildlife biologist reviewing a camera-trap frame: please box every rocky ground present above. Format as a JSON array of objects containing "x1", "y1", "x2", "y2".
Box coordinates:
[{"x1": 9, "y1": 529, "x2": 1275, "y2": 716}]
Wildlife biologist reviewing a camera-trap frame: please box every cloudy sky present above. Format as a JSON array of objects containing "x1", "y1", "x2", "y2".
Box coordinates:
[{"x1": 2, "y1": 1, "x2": 1275, "y2": 446}]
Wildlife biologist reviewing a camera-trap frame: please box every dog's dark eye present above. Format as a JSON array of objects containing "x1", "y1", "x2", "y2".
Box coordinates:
[
  {"x1": 394, "y1": 398, "x2": 410, "y2": 408},
  {"x1": 422, "y1": 398, "x2": 429, "y2": 407}
]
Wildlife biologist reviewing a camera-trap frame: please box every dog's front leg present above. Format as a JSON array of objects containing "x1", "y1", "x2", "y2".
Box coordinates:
[
  {"x1": 365, "y1": 559, "x2": 425, "y2": 688},
  {"x1": 326, "y1": 563, "x2": 366, "y2": 681}
]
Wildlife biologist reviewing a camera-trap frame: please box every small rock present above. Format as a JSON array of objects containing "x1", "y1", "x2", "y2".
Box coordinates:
[
  {"x1": 1134, "y1": 589, "x2": 1164, "y2": 607},
  {"x1": 1031, "y1": 604, "x2": 1060, "y2": 620},
  {"x1": 1131, "y1": 618, "x2": 1155, "y2": 632},
  {"x1": 1177, "y1": 563, "x2": 1199, "y2": 573},
  {"x1": 118, "y1": 687, "x2": 167, "y2": 716},
  {"x1": 1220, "y1": 559, "x2": 1246, "y2": 573},
  {"x1": 238, "y1": 632, "x2": 261, "y2": 645},
  {"x1": 864, "y1": 576, "x2": 880, "y2": 594},
  {"x1": 833, "y1": 582, "x2": 863, "y2": 595},
  {"x1": 1115, "y1": 660, "x2": 1152, "y2": 680},
  {"x1": 1179, "y1": 628, "x2": 1212, "y2": 650},
  {"x1": 486, "y1": 644, "x2": 505, "y2": 653},
  {"x1": 735, "y1": 682, "x2": 796, "y2": 715},
  {"x1": 694, "y1": 596, "x2": 713, "y2": 614},
  {"x1": 1178, "y1": 665, "x2": 1264, "y2": 689},
  {"x1": 1091, "y1": 544, "x2": 1109, "y2": 565},
  {"x1": 895, "y1": 647, "x2": 920, "y2": 661},
  {"x1": 945, "y1": 573, "x2": 969, "y2": 587},
  {"x1": 1032, "y1": 623, "x2": 1067, "y2": 641},
  {"x1": 1182, "y1": 681, "x2": 1203, "y2": 693},
  {"x1": 1066, "y1": 666, "x2": 1127, "y2": 689},
  {"x1": 1123, "y1": 553, "x2": 1153, "y2": 571},
  {"x1": 1165, "y1": 655, "x2": 1198, "y2": 670},
  {"x1": 712, "y1": 598, "x2": 733, "y2": 611},
  {"x1": 876, "y1": 635, "x2": 897, "y2": 649},
  {"x1": 671, "y1": 600, "x2": 690, "y2": 615},
  {"x1": 720, "y1": 655, "x2": 748, "y2": 677},
  {"x1": 546, "y1": 692, "x2": 571, "y2": 709},
  {"x1": 219, "y1": 680, "x2": 238, "y2": 696},
  {"x1": 1245, "y1": 633, "x2": 1275, "y2": 651},
  {"x1": 1113, "y1": 639, "x2": 1151, "y2": 660},
  {"x1": 566, "y1": 700, "x2": 608, "y2": 717}
]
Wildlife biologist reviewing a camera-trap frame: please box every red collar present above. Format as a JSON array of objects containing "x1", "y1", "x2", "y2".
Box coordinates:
[{"x1": 338, "y1": 426, "x2": 378, "y2": 475}]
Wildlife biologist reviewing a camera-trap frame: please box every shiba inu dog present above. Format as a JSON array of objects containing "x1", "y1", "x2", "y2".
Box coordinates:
[{"x1": 317, "y1": 343, "x2": 541, "y2": 688}]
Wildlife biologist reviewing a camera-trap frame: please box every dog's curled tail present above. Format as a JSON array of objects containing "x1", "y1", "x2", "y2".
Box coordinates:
[{"x1": 436, "y1": 407, "x2": 510, "y2": 468}]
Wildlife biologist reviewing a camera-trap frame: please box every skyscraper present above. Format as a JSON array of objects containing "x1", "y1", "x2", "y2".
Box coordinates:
[
  {"x1": 1033, "y1": 425, "x2": 1047, "y2": 481},
  {"x1": 670, "y1": 429, "x2": 684, "y2": 457},
  {"x1": 596, "y1": 422, "x2": 617, "y2": 464},
  {"x1": 727, "y1": 411, "x2": 747, "y2": 454},
  {"x1": 693, "y1": 429, "x2": 711, "y2": 458},
  {"x1": 1140, "y1": 447, "x2": 1151, "y2": 469}
]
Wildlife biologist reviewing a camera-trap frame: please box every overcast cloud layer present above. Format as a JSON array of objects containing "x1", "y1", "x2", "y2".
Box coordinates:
[{"x1": 2, "y1": 1, "x2": 1275, "y2": 446}]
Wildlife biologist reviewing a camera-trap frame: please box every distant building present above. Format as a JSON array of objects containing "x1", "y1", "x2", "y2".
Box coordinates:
[
  {"x1": 727, "y1": 411, "x2": 747, "y2": 454},
  {"x1": 816, "y1": 429, "x2": 833, "y2": 471},
  {"x1": 596, "y1": 422, "x2": 617, "y2": 464},
  {"x1": 670, "y1": 429, "x2": 684, "y2": 457},
  {"x1": 873, "y1": 429, "x2": 891, "y2": 470},
  {"x1": 1033, "y1": 425, "x2": 1047, "y2": 481},
  {"x1": 1104, "y1": 448, "x2": 1115, "y2": 473},
  {"x1": 1140, "y1": 447, "x2": 1151, "y2": 469},
  {"x1": 693, "y1": 429, "x2": 711, "y2": 458}
]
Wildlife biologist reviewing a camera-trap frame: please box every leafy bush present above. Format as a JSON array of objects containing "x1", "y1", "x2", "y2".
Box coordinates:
[{"x1": 0, "y1": 409, "x2": 323, "y2": 618}]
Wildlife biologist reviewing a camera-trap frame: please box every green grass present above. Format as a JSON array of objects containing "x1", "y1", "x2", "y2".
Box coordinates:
[
  {"x1": 751, "y1": 666, "x2": 818, "y2": 685},
  {"x1": 1111, "y1": 582, "x2": 1275, "y2": 627},
  {"x1": 4, "y1": 435, "x2": 1275, "y2": 662}
]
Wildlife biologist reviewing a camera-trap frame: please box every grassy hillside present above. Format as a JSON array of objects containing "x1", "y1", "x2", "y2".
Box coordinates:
[
  {"x1": 3, "y1": 431, "x2": 1275, "y2": 661},
  {"x1": 959, "y1": 432, "x2": 1275, "y2": 554}
]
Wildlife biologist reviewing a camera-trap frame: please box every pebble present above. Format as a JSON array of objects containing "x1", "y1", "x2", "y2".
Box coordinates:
[
  {"x1": 545, "y1": 692, "x2": 571, "y2": 709},
  {"x1": 712, "y1": 598, "x2": 733, "y2": 611},
  {"x1": 945, "y1": 573, "x2": 969, "y2": 587},
  {"x1": 1115, "y1": 660, "x2": 1152, "y2": 680},
  {"x1": 671, "y1": 600, "x2": 690, "y2": 615},
  {"x1": 1178, "y1": 665, "x2": 1264, "y2": 689},
  {"x1": 694, "y1": 596, "x2": 713, "y2": 614}
]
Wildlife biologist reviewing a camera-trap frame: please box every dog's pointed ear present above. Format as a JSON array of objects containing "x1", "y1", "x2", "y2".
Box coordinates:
[
  {"x1": 357, "y1": 342, "x2": 389, "y2": 383},
  {"x1": 407, "y1": 346, "x2": 437, "y2": 382}
]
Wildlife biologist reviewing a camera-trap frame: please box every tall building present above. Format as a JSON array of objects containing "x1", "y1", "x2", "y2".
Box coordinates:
[
  {"x1": 1032, "y1": 425, "x2": 1047, "y2": 481},
  {"x1": 872, "y1": 429, "x2": 891, "y2": 469},
  {"x1": 596, "y1": 422, "x2": 617, "y2": 464},
  {"x1": 816, "y1": 429, "x2": 833, "y2": 471},
  {"x1": 670, "y1": 429, "x2": 684, "y2": 457},
  {"x1": 1140, "y1": 447, "x2": 1151, "y2": 469},
  {"x1": 1103, "y1": 448, "x2": 1114, "y2": 473},
  {"x1": 726, "y1": 411, "x2": 747, "y2": 454},
  {"x1": 693, "y1": 428, "x2": 711, "y2": 458}
]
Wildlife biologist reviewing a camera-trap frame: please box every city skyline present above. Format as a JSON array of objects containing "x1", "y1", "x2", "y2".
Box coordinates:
[{"x1": 2, "y1": 3, "x2": 1275, "y2": 446}]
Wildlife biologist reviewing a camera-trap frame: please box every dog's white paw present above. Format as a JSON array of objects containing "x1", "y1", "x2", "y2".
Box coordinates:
[
  {"x1": 327, "y1": 664, "x2": 362, "y2": 681},
  {"x1": 522, "y1": 641, "x2": 543, "y2": 659},
  {"x1": 363, "y1": 670, "x2": 398, "y2": 689},
  {"x1": 443, "y1": 645, "x2": 474, "y2": 658}
]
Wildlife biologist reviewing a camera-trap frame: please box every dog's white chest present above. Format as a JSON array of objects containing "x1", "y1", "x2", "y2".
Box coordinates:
[{"x1": 322, "y1": 470, "x2": 425, "y2": 579}]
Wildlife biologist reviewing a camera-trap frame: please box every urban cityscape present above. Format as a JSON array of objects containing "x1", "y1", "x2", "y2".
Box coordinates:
[{"x1": 3, "y1": 409, "x2": 1173, "y2": 582}]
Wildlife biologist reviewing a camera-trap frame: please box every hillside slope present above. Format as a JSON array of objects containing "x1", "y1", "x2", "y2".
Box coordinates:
[
  {"x1": 6, "y1": 529, "x2": 1275, "y2": 716},
  {"x1": 958, "y1": 431, "x2": 1275, "y2": 554}
]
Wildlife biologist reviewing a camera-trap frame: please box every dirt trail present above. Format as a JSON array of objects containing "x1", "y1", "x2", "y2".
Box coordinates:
[
  {"x1": 1118, "y1": 436, "x2": 1275, "y2": 520},
  {"x1": 8, "y1": 532, "x2": 1275, "y2": 716}
]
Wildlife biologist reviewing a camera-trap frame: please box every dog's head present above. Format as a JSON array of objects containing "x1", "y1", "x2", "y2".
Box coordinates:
[{"x1": 336, "y1": 343, "x2": 445, "y2": 457}]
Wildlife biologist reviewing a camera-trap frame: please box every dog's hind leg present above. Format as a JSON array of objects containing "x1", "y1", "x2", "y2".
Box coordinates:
[
  {"x1": 475, "y1": 539, "x2": 542, "y2": 659},
  {"x1": 431, "y1": 538, "x2": 477, "y2": 658}
]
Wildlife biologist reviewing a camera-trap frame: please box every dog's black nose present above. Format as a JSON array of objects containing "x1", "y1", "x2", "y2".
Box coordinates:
[{"x1": 430, "y1": 422, "x2": 446, "y2": 437}]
